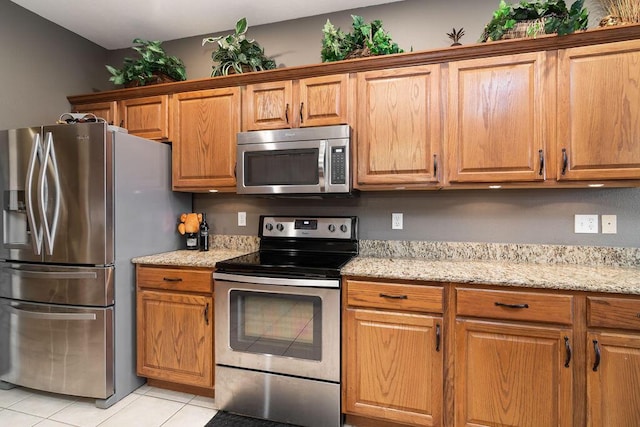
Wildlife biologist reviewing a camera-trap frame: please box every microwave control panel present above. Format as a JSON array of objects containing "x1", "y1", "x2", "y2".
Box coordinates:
[{"x1": 330, "y1": 146, "x2": 346, "y2": 185}]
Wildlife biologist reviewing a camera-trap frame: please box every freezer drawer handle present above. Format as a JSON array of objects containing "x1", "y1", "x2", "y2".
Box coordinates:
[
  {"x1": 7, "y1": 306, "x2": 97, "y2": 321},
  {"x1": 4, "y1": 267, "x2": 98, "y2": 280}
]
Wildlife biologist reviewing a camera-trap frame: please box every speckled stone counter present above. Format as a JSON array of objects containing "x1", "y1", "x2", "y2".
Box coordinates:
[
  {"x1": 131, "y1": 235, "x2": 258, "y2": 268},
  {"x1": 345, "y1": 240, "x2": 640, "y2": 295}
]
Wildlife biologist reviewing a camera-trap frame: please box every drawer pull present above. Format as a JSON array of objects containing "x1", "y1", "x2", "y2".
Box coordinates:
[
  {"x1": 162, "y1": 277, "x2": 183, "y2": 282},
  {"x1": 204, "y1": 303, "x2": 209, "y2": 326},
  {"x1": 379, "y1": 293, "x2": 408, "y2": 300},
  {"x1": 494, "y1": 302, "x2": 529, "y2": 309},
  {"x1": 592, "y1": 340, "x2": 601, "y2": 372},
  {"x1": 564, "y1": 336, "x2": 572, "y2": 368},
  {"x1": 435, "y1": 323, "x2": 441, "y2": 352}
]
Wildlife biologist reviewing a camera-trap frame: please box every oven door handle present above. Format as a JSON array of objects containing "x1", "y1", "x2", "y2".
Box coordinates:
[{"x1": 213, "y1": 272, "x2": 340, "y2": 288}]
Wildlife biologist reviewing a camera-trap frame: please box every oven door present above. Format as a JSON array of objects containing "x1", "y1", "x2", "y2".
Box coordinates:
[{"x1": 214, "y1": 275, "x2": 340, "y2": 382}]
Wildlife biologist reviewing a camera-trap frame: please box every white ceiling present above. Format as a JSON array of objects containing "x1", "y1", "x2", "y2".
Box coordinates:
[{"x1": 11, "y1": 0, "x2": 405, "y2": 50}]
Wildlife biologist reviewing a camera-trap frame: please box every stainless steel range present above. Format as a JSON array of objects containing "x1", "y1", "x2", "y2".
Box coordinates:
[{"x1": 213, "y1": 215, "x2": 358, "y2": 427}]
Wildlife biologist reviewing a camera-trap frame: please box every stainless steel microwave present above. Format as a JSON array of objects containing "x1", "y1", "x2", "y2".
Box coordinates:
[{"x1": 236, "y1": 125, "x2": 352, "y2": 195}]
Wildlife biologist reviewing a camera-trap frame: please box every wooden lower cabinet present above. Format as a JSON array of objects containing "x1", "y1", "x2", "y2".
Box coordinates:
[
  {"x1": 586, "y1": 296, "x2": 640, "y2": 426},
  {"x1": 586, "y1": 331, "x2": 640, "y2": 426},
  {"x1": 136, "y1": 265, "x2": 214, "y2": 394},
  {"x1": 343, "y1": 278, "x2": 443, "y2": 426},
  {"x1": 455, "y1": 319, "x2": 574, "y2": 427}
]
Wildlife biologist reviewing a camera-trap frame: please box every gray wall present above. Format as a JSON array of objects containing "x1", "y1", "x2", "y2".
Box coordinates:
[
  {"x1": 107, "y1": 0, "x2": 608, "y2": 81},
  {"x1": 0, "y1": 0, "x2": 109, "y2": 130},
  {"x1": 5, "y1": 0, "x2": 635, "y2": 248}
]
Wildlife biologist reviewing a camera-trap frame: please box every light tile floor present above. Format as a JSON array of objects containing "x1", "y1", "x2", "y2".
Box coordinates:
[{"x1": 0, "y1": 383, "x2": 218, "y2": 427}]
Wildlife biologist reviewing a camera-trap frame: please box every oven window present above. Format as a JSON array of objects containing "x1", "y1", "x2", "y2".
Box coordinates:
[
  {"x1": 244, "y1": 149, "x2": 319, "y2": 186},
  {"x1": 229, "y1": 290, "x2": 322, "y2": 361}
]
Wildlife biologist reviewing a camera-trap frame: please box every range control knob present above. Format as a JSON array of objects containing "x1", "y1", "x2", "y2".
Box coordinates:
[
  {"x1": 276, "y1": 223, "x2": 284, "y2": 232},
  {"x1": 340, "y1": 224, "x2": 349, "y2": 233},
  {"x1": 328, "y1": 224, "x2": 336, "y2": 232},
  {"x1": 265, "y1": 223, "x2": 273, "y2": 231}
]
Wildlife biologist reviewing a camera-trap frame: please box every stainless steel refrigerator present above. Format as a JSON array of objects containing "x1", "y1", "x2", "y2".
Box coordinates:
[{"x1": 0, "y1": 122, "x2": 191, "y2": 408}]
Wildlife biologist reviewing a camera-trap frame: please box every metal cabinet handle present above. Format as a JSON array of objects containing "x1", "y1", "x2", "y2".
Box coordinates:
[
  {"x1": 561, "y1": 148, "x2": 568, "y2": 175},
  {"x1": 379, "y1": 293, "x2": 408, "y2": 300},
  {"x1": 285, "y1": 103, "x2": 289, "y2": 124},
  {"x1": 564, "y1": 336, "x2": 572, "y2": 368},
  {"x1": 435, "y1": 323, "x2": 441, "y2": 352},
  {"x1": 538, "y1": 149, "x2": 544, "y2": 176},
  {"x1": 433, "y1": 154, "x2": 438, "y2": 177},
  {"x1": 592, "y1": 340, "x2": 601, "y2": 372},
  {"x1": 204, "y1": 303, "x2": 209, "y2": 325},
  {"x1": 299, "y1": 102, "x2": 304, "y2": 123},
  {"x1": 494, "y1": 302, "x2": 529, "y2": 309},
  {"x1": 162, "y1": 277, "x2": 183, "y2": 282}
]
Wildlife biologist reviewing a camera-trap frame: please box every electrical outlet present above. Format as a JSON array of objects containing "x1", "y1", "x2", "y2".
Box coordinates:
[
  {"x1": 238, "y1": 211, "x2": 247, "y2": 227},
  {"x1": 574, "y1": 214, "x2": 598, "y2": 234},
  {"x1": 392, "y1": 213, "x2": 403, "y2": 230},
  {"x1": 602, "y1": 215, "x2": 617, "y2": 234}
]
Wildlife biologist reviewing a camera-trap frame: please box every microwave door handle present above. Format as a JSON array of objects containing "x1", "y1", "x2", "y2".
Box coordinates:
[
  {"x1": 318, "y1": 139, "x2": 327, "y2": 191},
  {"x1": 25, "y1": 133, "x2": 43, "y2": 255}
]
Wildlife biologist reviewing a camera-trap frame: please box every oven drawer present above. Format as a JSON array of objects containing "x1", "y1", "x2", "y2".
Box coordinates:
[
  {"x1": 456, "y1": 288, "x2": 574, "y2": 325},
  {"x1": 136, "y1": 265, "x2": 213, "y2": 293},
  {"x1": 588, "y1": 296, "x2": 640, "y2": 330},
  {"x1": 346, "y1": 279, "x2": 443, "y2": 314}
]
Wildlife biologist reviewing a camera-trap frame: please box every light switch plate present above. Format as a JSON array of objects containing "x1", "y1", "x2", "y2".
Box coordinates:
[
  {"x1": 238, "y1": 211, "x2": 247, "y2": 227},
  {"x1": 574, "y1": 214, "x2": 598, "y2": 234},
  {"x1": 601, "y1": 215, "x2": 617, "y2": 234}
]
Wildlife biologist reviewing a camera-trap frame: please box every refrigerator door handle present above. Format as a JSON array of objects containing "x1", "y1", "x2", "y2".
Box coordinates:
[
  {"x1": 25, "y1": 133, "x2": 43, "y2": 255},
  {"x1": 6, "y1": 305, "x2": 97, "y2": 321},
  {"x1": 2, "y1": 267, "x2": 98, "y2": 280},
  {"x1": 38, "y1": 132, "x2": 61, "y2": 255}
]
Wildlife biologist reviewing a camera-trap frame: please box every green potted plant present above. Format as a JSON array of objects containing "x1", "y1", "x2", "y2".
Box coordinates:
[
  {"x1": 321, "y1": 15, "x2": 404, "y2": 62},
  {"x1": 106, "y1": 38, "x2": 187, "y2": 87},
  {"x1": 202, "y1": 18, "x2": 276, "y2": 77},
  {"x1": 479, "y1": 0, "x2": 589, "y2": 42}
]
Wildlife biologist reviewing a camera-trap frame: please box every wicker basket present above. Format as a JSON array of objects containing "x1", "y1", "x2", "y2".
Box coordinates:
[{"x1": 501, "y1": 18, "x2": 547, "y2": 40}]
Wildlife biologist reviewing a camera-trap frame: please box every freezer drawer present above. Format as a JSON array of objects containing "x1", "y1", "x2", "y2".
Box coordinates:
[
  {"x1": 0, "y1": 262, "x2": 114, "y2": 306},
  {"x1": 0, "y1": 298, "x2": 114, "y2": 399}
]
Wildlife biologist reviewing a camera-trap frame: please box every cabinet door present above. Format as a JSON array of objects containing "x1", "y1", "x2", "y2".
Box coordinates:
[
  {"x1": 243, "y1": 80, "x2": 293, "y2": 130},
  {"x1": 557, "y1": 39, "x2": 640, "y2": 180},
  {"x1": 344, "y1": 307, "x2": 443, "y2": 426},
  {"x1": 356, "y1": 65, "x2": 441, "y2": 188},
  {"x1": 447, "y1": 51, "x2": 553, "y2": 184},
  {"x1": 137, "y1": 289, "x2": 213, "y2": 388},
  {"x1": 455, "y1": 320, "x2": 573, "y2": 427},
  {"x1": 171, "y1": 88, "x2": 240, "y2": 191},
  {"x1": 71, "y1": 101, "x2": 118, "y2": 126},
  {"x1": 587, "y1": 331, "x2": 640, "y2": 426},
  {"x1": 119, "y1": 95, "x2": 169, "y2": 140},
  {"x1": 298, "y1": 74, "x2": 349, "y2": 127}
]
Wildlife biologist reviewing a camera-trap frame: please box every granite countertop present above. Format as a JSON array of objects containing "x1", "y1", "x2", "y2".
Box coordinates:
[
  {"x1": 132, "y1": 249, "x2": 249, "y2": 268},
  {"x1": 342, "y1": 257, "x2": 640, "y2": 295},
  {"x1": 131, "y1": 236, "x2": 640, "y2": 296}
]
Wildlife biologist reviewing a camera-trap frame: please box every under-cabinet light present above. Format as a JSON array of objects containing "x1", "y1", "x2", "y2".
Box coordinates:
[
  {"x1": 588, "y1": 184, "x2": 605, "y2": 188},
  {"x1": 489, "y1": 185, "x2": 502, "y2": 189}
]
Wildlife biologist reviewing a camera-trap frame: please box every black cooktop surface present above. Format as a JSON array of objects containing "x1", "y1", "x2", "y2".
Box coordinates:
[{"x1": 215, "y1": 250, "x2": 356, "y2": 278}]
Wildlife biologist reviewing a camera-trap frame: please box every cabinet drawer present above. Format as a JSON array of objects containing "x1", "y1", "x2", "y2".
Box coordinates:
[
  {"x1": 456, "y1": 288, "x2": 573, "y2": 325},
  {"x1": 346, "y1": 279, "x2": 443, "y2": 313},
  {"x1": 588, "y1": 296, "x2": 640, "y2": 330},
  {"x1": 136, "y1": 265, "x2": 213, "y2": 293}
]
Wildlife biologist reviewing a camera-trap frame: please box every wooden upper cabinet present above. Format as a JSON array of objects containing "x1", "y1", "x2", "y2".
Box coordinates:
[
  {"x1": 71, "y1": 101, "x2": 118, "y2": 126},
  {"x1": 243, "y1": 74, "x2": 349, "y2": 130},
  {"x1": 119, "y1": 95, "x2": 170, "y2": 140},
  {"x1": 446, "y1": 51, "x2": 554, "y2": 184},
  {"x1": 557, "y1": 39, "x2": 640, "y2": 181},
  {"x1": 171, "y1": 88, "x2": 240, "y2": 192},
  {"x1": 356, "y1": 65, "x2": 441, "y2": 189}
]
